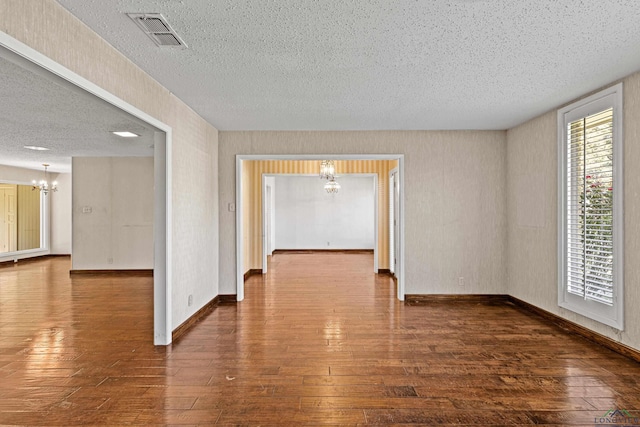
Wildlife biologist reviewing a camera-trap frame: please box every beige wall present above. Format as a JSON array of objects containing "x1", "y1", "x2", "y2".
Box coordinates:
[
  {"x1": 241, "y1": 160, "x2": 397, "y2": 274},
  {"x1": 8, "y1": 0, "x2": 635, "y2": 353},
  {"x1": 220, "y1": 131, "x2": 508, "y2": 296},
  {"x1": 50, "y1": 172, "x2": 71, "y2": 254},
  {"x1": 1, "y1": 0, "x2": 219, "y2": 329},
  {"x1": 72, "y1": 157, "x2": 154, "y2": 270},
  {"x1": 506, "y1": 71, "x2": 640, "y2": 351}
]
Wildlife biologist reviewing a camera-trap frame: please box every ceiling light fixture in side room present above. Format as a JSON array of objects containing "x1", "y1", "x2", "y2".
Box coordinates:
[
  {"x1": 32, "y1": 164, "x2": 58, "y2": 195},
  {"x1": 112, "y1": 131, "x2": 140, "y2": 138}
]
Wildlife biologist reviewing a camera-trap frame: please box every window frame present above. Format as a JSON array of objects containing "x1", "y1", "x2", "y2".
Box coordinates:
[{"x1": 557, "y1": 83, "x2": 624, "y2": 330}]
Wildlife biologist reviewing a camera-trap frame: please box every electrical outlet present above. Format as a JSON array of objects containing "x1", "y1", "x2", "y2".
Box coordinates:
[
  {"x1": 458, "y1": 277, "x2": 464, "y2": 287},
  {"x1": 327, "y1": 241, "x2": 330, "y2": 246},
  {"x1": 188, "y1": 294, "x2": 193, "y2": 306},
  {"x1": 107, "y1": 257, "x2": 113, "y2": 265}
]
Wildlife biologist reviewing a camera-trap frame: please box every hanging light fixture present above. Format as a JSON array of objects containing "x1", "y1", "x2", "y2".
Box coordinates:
[
  {"x1": 319, "y1": 160, "x2": 335, "y2": 180},
  {"x1": 324, "y1": 178, "x2": 341, "y2": 194},
  {"x1": 32, "y1": 164, "x2": 58, "y2": 195}
]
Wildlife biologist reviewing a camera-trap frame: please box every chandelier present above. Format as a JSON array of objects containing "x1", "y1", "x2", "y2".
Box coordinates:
[
  {"x1": 32, "y1": 164, "x2": 58, "y2": 195},
  {"x1": 324, "y1": 178, "x2": 341, "y2": 194},
  {"x1": 319, "y1": 160, "x2": 341, "y2": 194},
  {"x1": 319, "y1": 160, "x2": 335, "y2": 180}
]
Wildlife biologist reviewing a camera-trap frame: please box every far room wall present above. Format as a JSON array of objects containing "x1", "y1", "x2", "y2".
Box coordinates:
[
  {"x1": 72, "y1": 157, "x2": 153, "y2": 270},
  {"x1": 274, "y1": 175, "x2": 375, "y2": 251}
]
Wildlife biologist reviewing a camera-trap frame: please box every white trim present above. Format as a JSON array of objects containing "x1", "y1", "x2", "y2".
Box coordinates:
[
  {"x1": 373, "y1": 173, "x2": 379, "y2": 273},
  {"x1": 236, "y1": 155, "x2": 405, "y2": 301},
  {"x1": 0, "y1": 31, "x2": 173, "y2": 344},
  {"x1": 154, "y1": 131, "x2": 172, "y2": 345},
  {"x1": 41, "y1": 189, "x2": 50, "y2": 254},
  {"x1": 262, "y1": 174, "x2": 268, "y2": 274},
  {"x1": 261, "y1": 175, "x2": 276, "y2": 274},
  {"x1": 0, "y1": 249, "x2": 50, "y2": 263},
  {"x1": 236, "y1": 156, "x2": 244, "y2": 301},
  {"x1": 397, "y1": 158, "x2": 405, "y2": 301},
  {"x1": 389, "y1": 167, "x2": 399, "y2": 277},
  {"x1": 557, "y1": 83, "x2": 623, "y2": 330},
  {"x1": 239, "y1": 154, "x2": 398, "y2": 161}
]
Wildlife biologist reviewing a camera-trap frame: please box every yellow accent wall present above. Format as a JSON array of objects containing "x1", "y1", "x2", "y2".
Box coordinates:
[
  {"x1": 243, "y1": 159, "x2": 398, "y2": 273},
  {"x1": 17, "y1": 185, "x2": 40, "y2": 251}
]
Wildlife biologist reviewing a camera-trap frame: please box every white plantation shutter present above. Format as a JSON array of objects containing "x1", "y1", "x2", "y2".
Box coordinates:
[
  {"x1": 558, "y1": 84, "x2": 623, "y2": 330},
  {"x1": 566, "y1": 109, "x2": 614, "y2": 304}
]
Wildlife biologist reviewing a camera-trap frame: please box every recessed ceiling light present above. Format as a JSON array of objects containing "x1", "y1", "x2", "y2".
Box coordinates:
[
  {"x1": 112, "y1": 131, "x2": 140, "y2": 138},
  {"x1": 24, "y1": 145, "x2": 50, "y2": 151}
]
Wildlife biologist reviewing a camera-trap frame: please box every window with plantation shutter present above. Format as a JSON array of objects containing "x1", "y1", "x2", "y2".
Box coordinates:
[{"x1": 558, "y1": 84, "x2": 623, "y2": 330}]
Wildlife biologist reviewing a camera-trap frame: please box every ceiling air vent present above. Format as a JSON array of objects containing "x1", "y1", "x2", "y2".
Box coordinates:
[{"x1": 127, "y1": 13, "x2": 187, "y2": 48}]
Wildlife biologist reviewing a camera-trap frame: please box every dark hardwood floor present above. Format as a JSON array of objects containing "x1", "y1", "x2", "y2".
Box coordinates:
[{"x1": 0, "y1": 254, "x2": 639, "y2": 425}]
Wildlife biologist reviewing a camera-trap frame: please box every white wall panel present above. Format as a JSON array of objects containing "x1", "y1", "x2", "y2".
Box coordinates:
[
  {"x1": 72, "y1": 157, "x2": 153, "y2": 270},
  {"x1": 274, "y1": 175, "x2": 375, "y2": 250}
]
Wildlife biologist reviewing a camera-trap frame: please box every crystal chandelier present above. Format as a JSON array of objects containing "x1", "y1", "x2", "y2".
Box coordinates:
[
  {"x1": 324, "y1": 178, "x2": 341, "y2": 194},
  {"x1": 319, "y1": 160, "x2": 335, "y2": 180},
  {"x1": 319, "y1": 160, "x2": 340, "y2": 193},
  {"x1": 32, "y1": 164, "x2": 58, "y2": 195}
]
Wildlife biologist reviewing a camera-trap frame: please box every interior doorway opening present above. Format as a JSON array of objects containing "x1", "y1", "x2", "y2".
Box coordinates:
[
  {"x1": 0, "y1": 33, "x2": 173, "y2": 345},
  {"x1": 236, "y1": 155, "x2": 405, "y2": 302},
  {"x1": 261, "y1": 173, "x2": 378, "y2": 275}
]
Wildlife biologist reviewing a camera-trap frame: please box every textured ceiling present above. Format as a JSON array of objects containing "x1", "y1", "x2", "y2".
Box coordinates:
[
  {"x1": 55, "y1": 0, "x2": 640, "y2": 131},
  {"x1": 0, "y1": 50, "x2": 155, "y2": 173}
]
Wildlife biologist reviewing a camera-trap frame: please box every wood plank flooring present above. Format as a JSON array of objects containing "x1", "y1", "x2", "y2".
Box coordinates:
[{"x1": 1, "y1": 254, "x2": 639, "y2": 425}]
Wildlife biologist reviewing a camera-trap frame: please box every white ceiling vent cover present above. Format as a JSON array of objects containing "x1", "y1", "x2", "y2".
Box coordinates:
[{"x1": 127, "y1": 13, "x2": 187, "y2": 48}]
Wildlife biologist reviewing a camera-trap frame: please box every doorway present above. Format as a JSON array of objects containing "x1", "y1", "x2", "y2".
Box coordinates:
[
  {"x1": 261, "y1": 173, "x2": 378, "y2": 275},
  {"x1": 0, "y1": 34, "x2": 173, "y2": 345},
  {"x1": 237, "y1": 155, "x2": 405, "y2": 303}
]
